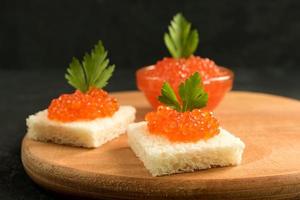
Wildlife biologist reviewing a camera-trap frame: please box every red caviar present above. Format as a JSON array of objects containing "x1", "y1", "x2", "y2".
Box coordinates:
[
  {"x1": 146, "y1": 106, "x2": 220, "y2": 142},
  {"x1": 136, "y1": 56, "x2": 233, "y2": 110},
  {"x1": 153, "y1": 56, "x2": 221, "y2": 84},
  {"x1": 48, "y1": 88, "x2": 119, "y2": 122}
]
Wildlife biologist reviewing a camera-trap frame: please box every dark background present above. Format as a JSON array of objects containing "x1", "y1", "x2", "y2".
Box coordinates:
[
  {"x1": 1, "y1": 0, "x2": 300, "y2": 71},
  {"x1": 0, "y1": 0, "x2": 299, "y2": 199}
]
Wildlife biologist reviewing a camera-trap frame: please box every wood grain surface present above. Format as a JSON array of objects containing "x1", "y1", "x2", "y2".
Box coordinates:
[{"x1": 21, "y1": 91, "x2": 300, "y2": 200}]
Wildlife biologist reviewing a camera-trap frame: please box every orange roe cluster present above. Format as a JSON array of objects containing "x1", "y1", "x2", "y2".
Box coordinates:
[
  {"x1": 48, "y1": 88, "x2": 119, "y2": 122},
  {"x1": 145, "y1": 106, "x2": 220, "y2": 142},
  {"x1": 149, "y1": 56, "x2": 222, "y2": 87}
]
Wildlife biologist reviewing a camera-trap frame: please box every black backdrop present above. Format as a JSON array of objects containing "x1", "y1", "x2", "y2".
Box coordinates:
[{"x1": 1, "y1": 0, "x2": 299, "y2": 71}]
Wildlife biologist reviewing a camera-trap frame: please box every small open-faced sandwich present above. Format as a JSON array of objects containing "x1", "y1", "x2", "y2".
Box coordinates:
[
  {"x1": 129, "y1": 72, "x2": 244, "y2": 176},
  {"x1": 26, "y1": 41, "x2": 136, "y2": 148}
]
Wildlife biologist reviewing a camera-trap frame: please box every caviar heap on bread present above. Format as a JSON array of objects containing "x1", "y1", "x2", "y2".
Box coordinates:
[
  {"x1": 128, "y1": 73, "x2": 244, "y2": 176},
  {"x1": 136, "y1": 13, "x2": 233, "y2": 110},
  {"x1": 26, "y1": 41, "x2": 136, "y2": 148}
]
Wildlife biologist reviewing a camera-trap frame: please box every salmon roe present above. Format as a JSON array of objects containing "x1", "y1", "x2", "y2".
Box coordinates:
[
  {"x1": 48, "y1": 88, "x2": 119, "y2": 122},
  {"x1": 145, "y1": 106, "x2": 220, "y2": 142},
  {"x1": 151, "y1": 56, "x2": 222, "y2": 87},
  {"x1": 136, "y1": 56, "x2": 233, "y2": 110}
]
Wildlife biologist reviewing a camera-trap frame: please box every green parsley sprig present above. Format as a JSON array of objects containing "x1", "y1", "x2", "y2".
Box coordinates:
[
  {"x1": 164, "y1": 13, "x2": 199, "y2": 58},
  {"x1": 158, "y1": 72, "x2": 208, "y2": 112},
  {"x1": 65, "y1": 41, "x2": 115, "y2": 93}
]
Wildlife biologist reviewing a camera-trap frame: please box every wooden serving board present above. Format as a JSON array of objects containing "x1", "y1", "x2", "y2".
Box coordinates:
[{"x1": 21, "y1": 91, "x2": 300, "y2": 200}]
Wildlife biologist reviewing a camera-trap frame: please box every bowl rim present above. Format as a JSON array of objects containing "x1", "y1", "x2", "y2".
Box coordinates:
[{"x1": 136, "y1": 65, "x2": 234, "y2": 84}]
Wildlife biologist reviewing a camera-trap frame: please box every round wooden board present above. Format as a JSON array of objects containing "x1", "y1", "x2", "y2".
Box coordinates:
[{"x1": 21, "y1": 91, "x2": 300, "y2": 200}]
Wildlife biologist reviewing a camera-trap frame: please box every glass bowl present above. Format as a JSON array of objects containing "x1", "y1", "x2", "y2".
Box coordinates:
[{"x1": 136, "y1": 66, "x2": 234, "y2": 111}]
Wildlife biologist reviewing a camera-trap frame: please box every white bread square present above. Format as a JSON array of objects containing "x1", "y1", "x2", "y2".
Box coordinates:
[
  {"x1": 26, "y1": 106, "x2": 136, "y2": 148},
  {"x1": 127, "y1": 121, "x2": 245, "y2": 176}
]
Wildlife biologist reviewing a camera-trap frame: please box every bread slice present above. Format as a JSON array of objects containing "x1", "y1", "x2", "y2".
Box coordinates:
[
  {"x1": 127, "y1": 121, "x2": 245, "y2": 176},
  {"x1": 26, "y1": 106, "x2": 136, "y2": 148}
]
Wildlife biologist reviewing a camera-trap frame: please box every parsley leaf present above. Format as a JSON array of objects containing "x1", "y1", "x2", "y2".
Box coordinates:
[
  {"x1": 65, "y1": 41, "x2": 115, "y2": 92},
  {"x1": 179, "y1": 72, "x2": 208, "y2": 111},
  {"x1": 158, "y1": 72, "x2": 208, "y2": 112},
  {"x1": 158, "y1": 82, "x2": 181, "y2": 111},
  {"x1": 164, "y1": 13, "x2": 199, "y2": 58}
]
